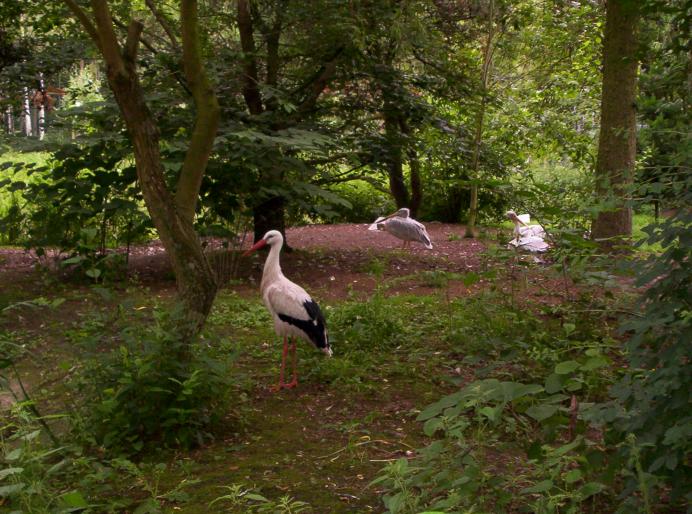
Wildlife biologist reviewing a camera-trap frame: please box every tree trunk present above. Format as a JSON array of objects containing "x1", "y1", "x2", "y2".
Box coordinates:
[
  {"x1": 22, "y1": 87, "x2": 31, "y2": 136},
  {"x1": 110, "y1": 76, "x2": 217, "y2": 339},
  {"x1": 465, "y1": 0, "x2": 495, "y2": 238},
  {"x1": 253, "y1": 195, "x2": 287, "y2": 244},
  {"x1": 62, "y1": 0, "x2": 221, "y2": 345},
  {"x1": 384, "y1": 109, "x2": 409, "y2": 208},
  {"x1": 408, "y1": 147, "x2": 422, "y2": 218},
  {"x1": 591, "y1": 0, "x2": 639, "y2": 246}
]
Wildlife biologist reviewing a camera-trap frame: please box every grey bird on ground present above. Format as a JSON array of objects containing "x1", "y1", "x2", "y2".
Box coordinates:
[{"x1": 368, "y1": 207, "x2": 433, "y2": 250}]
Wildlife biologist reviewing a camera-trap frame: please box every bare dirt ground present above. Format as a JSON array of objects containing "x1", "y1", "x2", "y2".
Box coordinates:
[{"x1": 0, "y1": 222, "x2": 522, "y2": 301}]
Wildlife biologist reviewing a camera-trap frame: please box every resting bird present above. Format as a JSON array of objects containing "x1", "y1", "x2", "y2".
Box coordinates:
[
  {"x1": 368, "y1": 207, "x2": 433, "y2": 249},
  {"x1": 506, "y1": 210, "x2": 549, "y2": 253},
  {"x1": 244, "y1": 230, "x2": 332, "y2": 391}
]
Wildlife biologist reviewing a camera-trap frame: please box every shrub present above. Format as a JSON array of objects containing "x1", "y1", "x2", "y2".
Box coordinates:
[{"x1": 72, "y1": 307, "x2": 237, "y2": 455}]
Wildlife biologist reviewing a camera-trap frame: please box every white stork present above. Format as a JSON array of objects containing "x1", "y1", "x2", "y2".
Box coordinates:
[
  {"x1": 368, "y1": 207, "x2": 433, "y2": 249},
  {"x1": 506, "y1": 210, "x2": 550, "y2": 253},
  {"x1": 244, "y1": 230, "x2": 332, "y2": 391}
]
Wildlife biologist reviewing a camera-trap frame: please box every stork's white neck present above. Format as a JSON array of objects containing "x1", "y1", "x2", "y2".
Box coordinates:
[{"x1": 261, "y1": 241, "x2": 284, "y2": 290}]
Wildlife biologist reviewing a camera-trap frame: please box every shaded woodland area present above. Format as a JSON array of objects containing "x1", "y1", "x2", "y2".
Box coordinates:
[{"x1": 0, "y1": 0, "x2": 690, "y2": 512}]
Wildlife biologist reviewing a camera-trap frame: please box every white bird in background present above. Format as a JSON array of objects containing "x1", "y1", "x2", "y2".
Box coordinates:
[
  {"x1": 244, "y1": 230, "x2": 332, "y2": 391},
  {"x1": 506, "y1": 210, "x2": 550, "y2": 253},
  {"x1": 368, "y1": 207, "x2": 433, "y2": 249}
]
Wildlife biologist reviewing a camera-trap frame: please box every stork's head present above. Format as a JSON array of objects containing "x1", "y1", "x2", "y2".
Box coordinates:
[{"x1": 243, "y1": 229, "x2": 283, "y2": 256}]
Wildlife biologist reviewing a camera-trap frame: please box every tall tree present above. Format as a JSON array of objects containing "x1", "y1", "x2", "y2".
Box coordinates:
[
  {"x1": 464, "y1": 0, "x2": 497, "y2": 237},
  {"x1": 591, "y1": 0, "x2": 639, "y2": 245},
  {"x1": 235, "y1": 0, "x2": 346, "y2": 243},
  {"x1": 62, "y1": 0, "x2": 220, "y2": 342}
]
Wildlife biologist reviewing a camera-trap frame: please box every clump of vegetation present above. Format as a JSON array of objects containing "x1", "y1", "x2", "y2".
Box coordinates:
[{"x1": 71, "y1": 307, "x2": 237, "y2": 455}]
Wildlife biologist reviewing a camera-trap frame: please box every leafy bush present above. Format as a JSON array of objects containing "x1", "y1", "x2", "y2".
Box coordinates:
[
  {"x1": 374, "y1": 378, "x2": 611, "y2": 513},
  {"x1": 325, "y1": 179, "x2": 395, "y2": 223},
  {"x1": 587, "y1": 192, "x2": 692, "y2": 511},
  {"x1": 72, "y1": 307, "x2": 237, "y2": 455}
]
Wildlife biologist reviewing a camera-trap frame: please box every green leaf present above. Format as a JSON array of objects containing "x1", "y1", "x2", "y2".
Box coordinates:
[
  {"x1": 5, "y1": 448, "x2": 22, "y2": 461},
  {"x1": 245, "y1": 493, "x2": 269, "y2": 502},
  {"x1": 578, "y1": 482, "x2": 605, "y2": 499},
  {"x1": 581, "y1": 355, "x2": 608, "y2": 371},
  {"x1": 58, "y1": 490, "x2": 88, "y2": 508},
  {"x1": 544, "y1": 373, "x2": 565, "y2": 394},
  {"x1": 0, "y1": 482, "x2": 25, "y2": 496},
  {"x1": 479, "y1": 405, "x2": 503, "y2": 423},
  {"x1": 0, "y1": 467, "x2": 23, "y2": 480},
  {"x1": 555, "y1": 360, "x2": 580, "y2": 375},
  {"x1": 521, "y1": 479, "x2": 553, "y2": 494},
  {"x1": 526, "y1": 403, "x2": 558, "y2": 422},
  {"x1": 564, "y1": 469, "x2": 582, "y2": 484},
  {"x1": 86, "y1": 268, "x2": 101, "y2": 279},
  {"x1": 61, "y1": 256, "x2": 85, "y2": 265},
  {"x1": 423, "y1": 418, "x2": 442, "y2": 437}
]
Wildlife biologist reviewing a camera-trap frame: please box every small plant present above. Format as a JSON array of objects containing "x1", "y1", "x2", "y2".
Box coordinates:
[{"x1": 210, "y1": 484, "x2": 312, "y2": 513}]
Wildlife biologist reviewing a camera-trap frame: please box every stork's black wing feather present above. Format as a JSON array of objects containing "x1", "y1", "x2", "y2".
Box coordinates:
[{"x1": 277, "y1": 299, "x2": 329, "y2": 350}]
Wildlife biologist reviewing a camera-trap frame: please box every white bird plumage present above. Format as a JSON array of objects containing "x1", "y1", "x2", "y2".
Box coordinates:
[
  {"x1": 244, "y1": 230, "x2": 331, "y2": 391},
  {"x1": 506, "y1": 210, "x2": 550, "y2": 253},
  {"x1": 368, "y1": 207, "x2": 433, "y2": 249}
]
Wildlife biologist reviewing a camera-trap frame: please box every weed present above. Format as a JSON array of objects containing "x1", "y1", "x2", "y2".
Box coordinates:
[{"x1": 210, "y1": 483, "x2": 312, "y2": 513}]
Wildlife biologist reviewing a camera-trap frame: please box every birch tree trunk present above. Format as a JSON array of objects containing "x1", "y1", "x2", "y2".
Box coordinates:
[{"x1": 22, "y1": 87, "x2": 31, "y2": 136}]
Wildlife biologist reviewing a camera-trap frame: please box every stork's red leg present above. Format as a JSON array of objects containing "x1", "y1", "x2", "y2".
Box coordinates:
[
  {"x1": 286, "y1": 339, "x2": 298, "y2": 389},
  {"x1": 271, "y1": 336, "x2": 289, "y2": 392}
]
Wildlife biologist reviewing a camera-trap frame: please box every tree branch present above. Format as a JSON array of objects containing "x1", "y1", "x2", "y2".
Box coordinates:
[
  {"x1": 123, "y1": 20, "x2": 144, "y2": 62},
  {"x1": 294, "y1": 47, "x2": 344, "y2": 115},
  {"x1": 61, "y1": 0, "x2": 101, "y2": 51},
  {"x1": 90, "y1": 0, "x2": 126, "y2": 79},
  {"x1": 175, "y1": 0, "x2": 220, "y2": 222},
  {"x1": 145, "y1": 0, "x2": 180, "y2": 51},
  {"x1": 237, "y1": 0, "x2": 264, "y2": 115}
]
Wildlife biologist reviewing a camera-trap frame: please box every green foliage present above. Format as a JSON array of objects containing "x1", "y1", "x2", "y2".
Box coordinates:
[
  {"x1": 210, "y1": 484, "x2": 312, "y2": 513},
  {"x1": 325, "y1": 180, "x2": 395, "y2": 223},
  {"x1": 587, "y1": 192, "x2": 692, "y2": 510},
  {"x1": 71, "y1": 307, "x2": 237, "y2": 455},
  {"x1": 374, "y1": 377, "x2": 610, "y2": 513},
  {"x1": 0, "y1": 404, "x2": 87, "y2": 514}
]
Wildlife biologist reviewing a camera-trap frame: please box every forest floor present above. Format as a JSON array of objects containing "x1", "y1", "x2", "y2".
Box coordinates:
[{"x1": 0, "y1": 223, "x2": 611, "y2": 513}]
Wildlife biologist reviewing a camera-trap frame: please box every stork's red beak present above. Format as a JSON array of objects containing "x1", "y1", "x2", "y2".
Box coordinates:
[{"x1": 243, "y1": 239, "x2": 267, "y2": 256}]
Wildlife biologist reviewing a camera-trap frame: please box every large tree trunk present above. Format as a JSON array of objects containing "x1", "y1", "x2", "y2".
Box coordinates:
[
  {"x1": 591, "y1": 0, "x2": 639, "y2": 246},
  {"x1": 383, "y1": 108, "x2": 409, "y2": 209},
  {"x1": 253, "y1": 195, "x2": 287, "y2": 244},
  {"x1": 408, "y1": 147, "x2": 422, "y2": 218}
]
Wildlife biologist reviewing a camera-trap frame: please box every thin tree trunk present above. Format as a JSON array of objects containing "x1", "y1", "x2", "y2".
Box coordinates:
[
  {"x1": 591, "y1": 0, "x2": 639, "y2": 247},
  {"x1": 465, "y1": 0, "x2": 495, "y2": 237},
  {"x1": 38, "y1": 73, "x2": 46, "y2": 140},
  {"x1": 22, "y1": 87, "x2": 31, "y2": 136}
]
